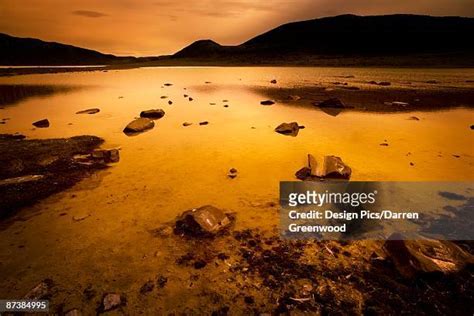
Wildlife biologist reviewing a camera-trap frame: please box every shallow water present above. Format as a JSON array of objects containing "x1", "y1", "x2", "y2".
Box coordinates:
[{"x1": 0, "y1": 67, "x2": 473, "y2": 313}]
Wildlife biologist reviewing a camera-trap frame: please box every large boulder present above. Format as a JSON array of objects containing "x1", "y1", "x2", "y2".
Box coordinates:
[
  {"x1": 174, "y1": 205, "x2": 232, "y2": 237},
  {"x1": 275, "y1": 122, "x2": 302, "y2": 136},
  {"x1": 383, "y1": 233, "x2": 474, "y2": 278},
  {"x1": 140, "y1": 109, "x2": 165, "y2": 119},
  {"x1": 123, "y1": 118, "x2": 154, "y2": 134}
]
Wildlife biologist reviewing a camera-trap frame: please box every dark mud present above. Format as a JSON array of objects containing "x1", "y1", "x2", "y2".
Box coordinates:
[
  {"x1": 0, "y1": 135, "x2": 105, "y2": 218},
  {"x1": 251, "y1": 85, "x2": 474, "y2": 113}
]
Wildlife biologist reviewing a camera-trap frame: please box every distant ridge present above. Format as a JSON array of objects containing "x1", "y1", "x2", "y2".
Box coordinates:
[
  {"x1": 1, "y1": 14, "x2": 474, "y2": 67},
  {"x1": 0, "y1": 33, "x2": 137, "y2": 65},
  {"x1": 170, "y1": 14, "x2": 474, "y2": 66}
]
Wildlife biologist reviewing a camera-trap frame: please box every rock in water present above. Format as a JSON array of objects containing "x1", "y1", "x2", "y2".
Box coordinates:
[
  {"x1": 76, "y1": 108, "x2": 100, "y2": 114},
  {"x1": 90, "y1": 149, "x2": 120, "y2": 163},
  {"x1": 99, "y1": 293, "x2": 125, "y2": 312},
  {"x1": 174, "y1": 205, "x2": 232, "y2": 237},
  {"x1": 182, "y1": 122, "x2": 193, "y2": 127},
  {"x1": 140, "y1": 109, "x2": 165, "y2": 119},
  {"x1": 123, "y1": 118, "x2": 154, "y2": 135},
  {"x1": 317, "y1": 98, "x2": 345, "y2": 108},
  {"x1": 270, "y1": 79, "x2": 277, "y2": 84},
  {"x1": 199, "y1": 121, "x2": 209, "y2": 125},
  {"x1": 383, "y1": 233, "x2": 474, "y2": 278},
  {"x1": 275, "y1": 122, "x2": 301, "y2": 136},
  {"x1": 318, "y1": 155, "x2": 352, "y2": 179},
  {"x1": 33, "y1": 119, "x2": 50, "y2": 128},
  {"x1": 260, "y1": 100, "x2": 275, "y2": 106}
]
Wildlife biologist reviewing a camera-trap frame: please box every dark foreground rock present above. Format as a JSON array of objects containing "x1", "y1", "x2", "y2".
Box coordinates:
[
  {"x1": 296, "y1": 154, "x2": 352, "y2": 180},
  {"x1": 123, "y1": 118, "x2": 155, "y2": 135},
  {"x1": 140, "y1": 109, "x2": 165, "y2": 119},
  {"x1": 317, "y1": 98, "x2": 345, "y2": 108},
  {"x1": 384, "y1": 233, "x2": 474, "y2": 278},
  {"x1": 174, "y1": 205, "x2": 232, "y2": 237},
  {"x1": 0, "y1": 135, "x2": 106, "y2": 217}
]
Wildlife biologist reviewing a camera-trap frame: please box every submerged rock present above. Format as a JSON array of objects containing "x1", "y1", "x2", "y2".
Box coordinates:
[
  {"x1": 317, "y1": 98, "x2": 345, "y2": 108},
  {"x1": 33, "y1": 119, "x2": 50, "y2": 128},
  {"x1": 140, "y1": 109, "x2": 165, "y2": 119},
  {"x1": 383, "y1": 233, "x2": 474, "y2": 278},
  {"x1": 275, "y1": 122, "x2": 302, "y2": 137},
  {"x1": 76, "y1": 108, "x2": 100, "y2": 115},
  {"x1": 260, "y1": 100, "x2": 275, "y2": 106},
  {"x1": 123, "y1": 118, "x2": 154, "y2": 134},
  {"x1": 174, "y1": 205, "x2": 232, "y2": 237},
  {"x1": 0, "y1": 133, "x2": 26, "y2": 140}
]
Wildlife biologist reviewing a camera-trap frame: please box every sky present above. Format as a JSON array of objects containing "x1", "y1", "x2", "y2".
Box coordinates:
[{"x1": 1, "y1": 0, "x2": 473, "y2": 56}]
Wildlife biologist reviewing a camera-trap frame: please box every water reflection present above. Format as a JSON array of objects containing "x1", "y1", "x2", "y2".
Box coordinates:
[{"x1": 0, "y1": 84, "x2": 83, "y2": 106}]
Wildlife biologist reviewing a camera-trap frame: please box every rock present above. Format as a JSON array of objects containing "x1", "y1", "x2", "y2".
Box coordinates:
[
  {"x1": 99, "y1": 293, "x2": 125, "y2": 313},
  {"x1": 0, "y1": 175, "x2": 44, "y2": 186},
  {"x1": 0, "y1": 133, "x2": 26, "y2": 140},
  {"x1": 182, "y1": 122, "x2": 193, "y2": 127},
  {"x1": 385, "y1": 101, "x2": 409, "y2": 107},
  {"x1": 408, "y1": 116, "x2": 420, "y2": 121},
  {"x1": 168, "y1": 100, "x2": 173, "y2": 105},
  {"x1": 275, "y1": 122, "x2": 301, "y2": 137},
  {"x1": 383, "y1": 233, "x2": 474, "y2": 278},
  {"x1": 189, "y1": 97, "x2": 193, "y2": 101},
  {"x1": 295, "y1": 167, "x2": 311, "y2": 181},
  {"x1": 72, "y1": 214, "x2": 91, "y2": 222},
  {"x1": 76, "y1": 108, "x2": 100, "y2": 115},
  {"x1": 194, "y1": 260, "x2": 207, "y2": 269},
  {"x1": 157, "y1": 275, "x2": 168, "y2": 288},
  {"x1": 174, "y1": 205, "x2": 232, "y2": 237},
  {"x1": 123, "y1": 118, "x2": 154, "y2": 134},
  {"x1": 140, "y1": 109, "x2": 165, "y2": 119},
  {"x1": 319, "y1": 156, "x2": 352, "y2": 179},
  {"x1": 288, "y1": 95, "x2": 301, "y2": 101},
  {"x1": 380, "y1": 142, "x2": 389, "y2": 146},
  {"x1": 228, "y1": 168, "x2": 238, "y2": 179},
  {"x1": 65, "y1": 309, "x2": 82, "y2": 316},
  {"x1": 140, "y1": 280, "x2": 154, "y2": 294},
  {"x1": 164, "y1": 83, "x2": 173, "y2": 86},
  {"x1": 33, "y1": 119, "x2": 50, "y2": 128},
  {"x1": 296, "y1": 155, "x2": 351, "y2": 180},
  {"x1": 260, "y1": 100, "x2": 275, "y2": 106},
  {"x1": 184, "y1": 94, "x2": 188, "y2": 97},
  {"x1": 210, "y1": 103, "x2": 216, "y2": 105},
  {"x1": 470, "y1": 125, "x2": 473, "y2": 130},
  {"x1": 222, "y1": 100, "x2": 229, "y2": 102},
  {"x1": 378, "y1": 81, "x2": 391, "y2": 86},
  {"x1": 91, "y1": 149, "x2": 120, "y2": 163},
  {"x1": 223, "y1": 104, "x2": 229, "y2": 108},
  {"x1": 160, "y1": 96, "x2": 168, "y2": 99},
  {"x1": 270, "y1": 79, "x2": 277, "y2": 84},
  {"x1": 199, "y1": 121, "x2": 209, "y2": 125},
  {"x1": 24, "y1": 279, "x2": 53, "y2": 299},
  {"x1": 317, "y1": 98, "x2": 345, "y2": 108}
]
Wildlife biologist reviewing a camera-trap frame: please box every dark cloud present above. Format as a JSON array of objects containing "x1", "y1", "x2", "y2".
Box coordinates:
[{"x1": 72, "y1": 10, "x2": 108, "y2": 18}]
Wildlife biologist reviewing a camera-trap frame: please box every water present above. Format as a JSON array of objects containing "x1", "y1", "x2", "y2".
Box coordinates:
[{"x1": 0, "y1": 67, "x2": 473, "y2": 313}]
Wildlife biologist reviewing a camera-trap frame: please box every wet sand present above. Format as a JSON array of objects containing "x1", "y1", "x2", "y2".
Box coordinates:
[{"x1": 0, "y1": 66, "x2": 473, "y2": 314}]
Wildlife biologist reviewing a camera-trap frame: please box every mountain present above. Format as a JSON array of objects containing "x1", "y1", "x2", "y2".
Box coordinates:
[
  {"x1": 0, "y1": 33, "x2": 137, "y2": 65},
  {"x1": 170, "y1": 14, "x2": 474, "y2": 65}
]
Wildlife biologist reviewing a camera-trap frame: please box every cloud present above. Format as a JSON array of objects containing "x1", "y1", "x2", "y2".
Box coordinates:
[{"x1": 72, "y1": 10, "x2": 108, "y2": 18}]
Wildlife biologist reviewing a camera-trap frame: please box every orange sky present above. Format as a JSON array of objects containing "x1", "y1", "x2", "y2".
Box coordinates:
[{"x1": 1, "y1": 0, "x2": 473, "y2": 56}]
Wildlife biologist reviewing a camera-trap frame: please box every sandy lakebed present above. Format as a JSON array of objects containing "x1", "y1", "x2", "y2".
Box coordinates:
[{"x1": 0, "y1": 66, "x2": 473, "y2": 315}]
